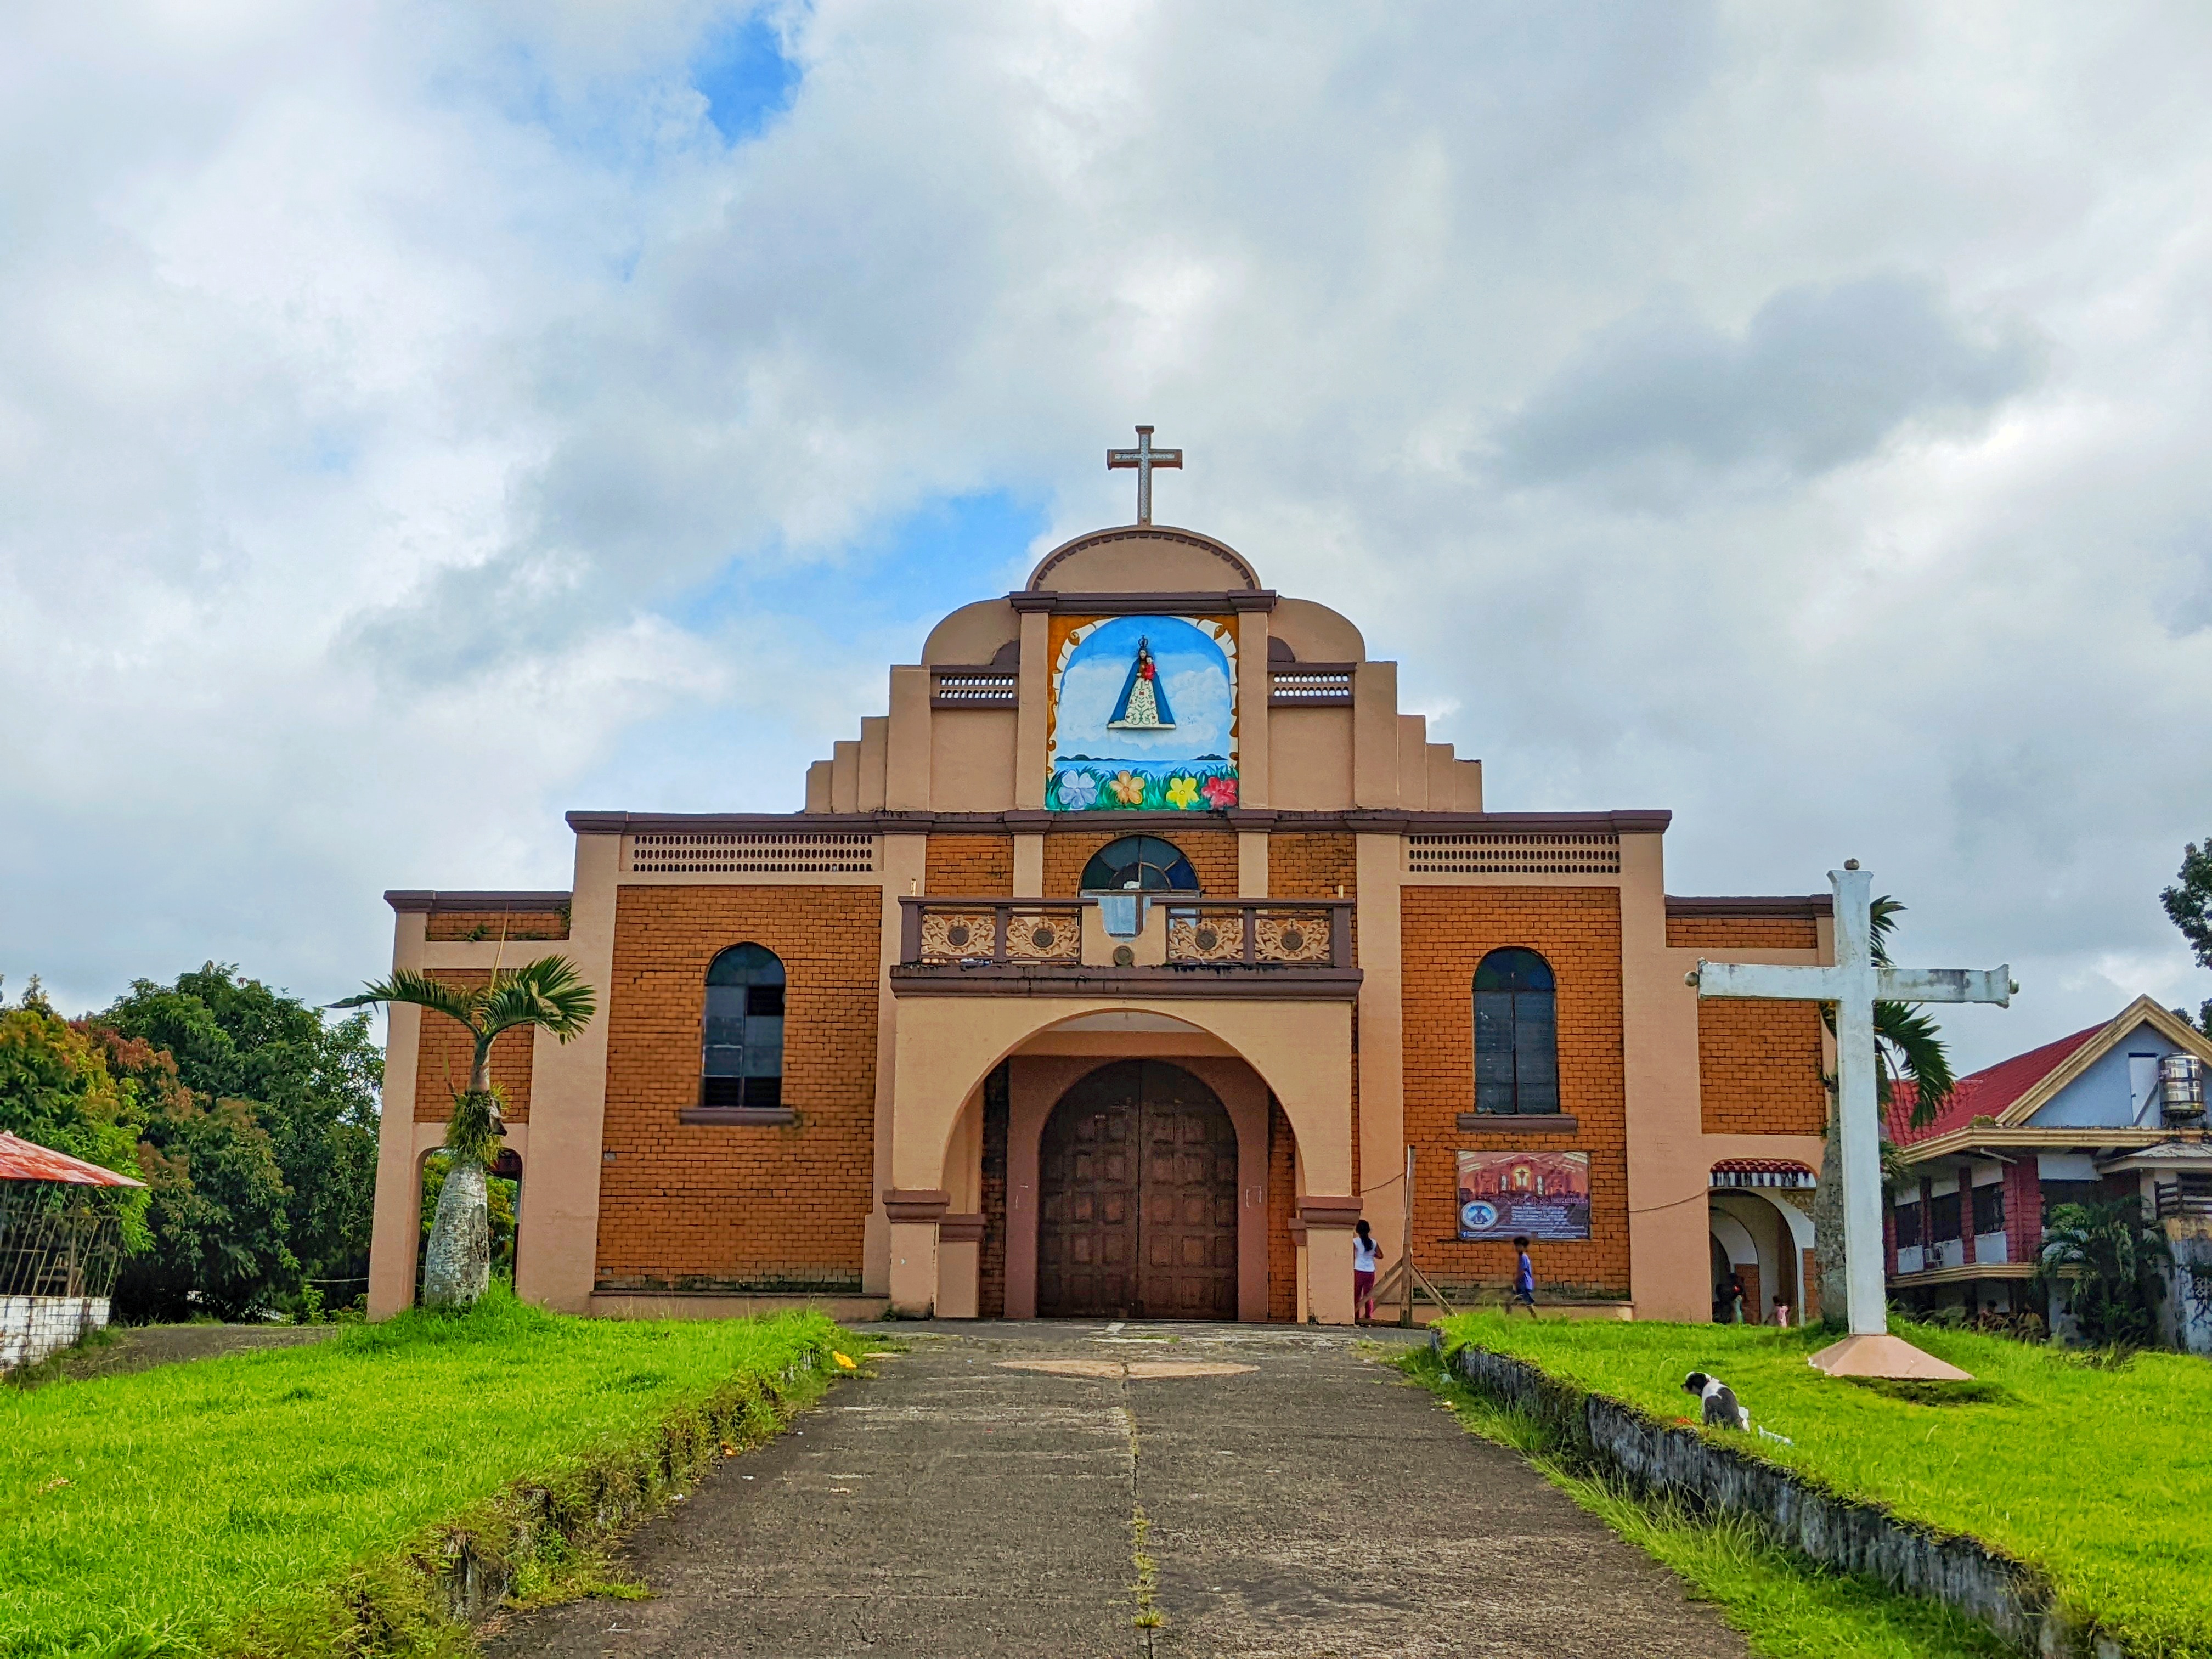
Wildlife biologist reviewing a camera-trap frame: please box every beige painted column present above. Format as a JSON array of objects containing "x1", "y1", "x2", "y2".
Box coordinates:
[
  {"x1": 1014, "y1": 608, "x2": 1051, "y2": 810},
  {"x1": 515, "y1": 831, "x2": 620, "y2": 1314},
  {"x1": 1013, "y1": 834, "x2": 1044, "y2": 898},
  {"x1": 365, "y1": 908, "x2": 427, "y2": 1319},
  {"x1": 1617, "y1": 831, "x2": 1707, "y2": 1321},
  {"x1": 885, "y1": 666, "x2": 932, "y2": 810},
  {"x1": 857, "y1": 716, "x2": 889, "y2": 811},
  {"x1": 885, "y1": 1192, "x2": 946, "y2": 1316},
  {"x1": 1351, "y1": 661, "x2": 1401, "y2": 808},
  {"x1": 1235, "y1": 607, "x2": 1271, "y2": 808},
  {"x1": 935, "y1": 1091, "x2": 984, "y2": 1318},
  {"x1": 1238, "y1": 830, "x2": 1269, "y2": 897},
  {"x1": 1354, "y1": 832, "x2": 1407, "y2": 1284},
  {"x1": 868, "y1": 832, "x2": 929, "y2": 1295}
]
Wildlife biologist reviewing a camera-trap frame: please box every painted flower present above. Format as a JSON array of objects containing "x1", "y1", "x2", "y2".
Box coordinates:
[
  {"x1": 1109, "y1": 770, "x2": 1148, "y2": 806},
  {"x1": 1056, "y1": 769, "x2": 1099, "y2": 809},
  {"x1": 1200, "y1": 775, "x2": 1239, "y2": 809},
  {"x1": 1165, "y1": 775, "x2": 1201, "y2": 810}
]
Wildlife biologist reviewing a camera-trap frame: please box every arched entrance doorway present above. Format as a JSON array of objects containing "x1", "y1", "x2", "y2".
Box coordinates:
[{"x1": 1037, "y1": 1059, "x2": 1238, "y2": 1319}]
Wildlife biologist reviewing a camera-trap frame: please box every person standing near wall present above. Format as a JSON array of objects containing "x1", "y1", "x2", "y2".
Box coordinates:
[{"x1": 1352, "y1": 1220, "x2": 1380, "y2": 1323}]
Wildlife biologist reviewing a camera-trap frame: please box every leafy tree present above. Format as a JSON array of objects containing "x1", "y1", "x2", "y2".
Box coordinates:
[
  {"x1": 0, "y1": 981, "x2": 152, "y2": 1251},
  {"x1": 2160, "y1": 838, "x2": 2212, "y2": 1034},
  {"x1": 103, "y1": 1036, "x2": 297, "y2": 1323},
  {"x1": 334, "y1": 958, "x2": 594, "y2": 1308},
  {"x1": 1814, "y1": 896, "x2": 1957, "y2": 1321},
  {"x1": 102, "y1": 965, "x2": 381, "y2": 1304},
  {"x1": 2032, "y1": 1197, "x2": 2172, "y2": 1348}
]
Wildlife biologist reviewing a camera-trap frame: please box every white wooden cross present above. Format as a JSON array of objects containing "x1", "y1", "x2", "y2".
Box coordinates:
[
  {"x1": 1108, "y1": 424, "x2": 1182, "y2": 525},
  {"x1": 1691, "y1": 864, "x2": 2015, "y2": 1340}
]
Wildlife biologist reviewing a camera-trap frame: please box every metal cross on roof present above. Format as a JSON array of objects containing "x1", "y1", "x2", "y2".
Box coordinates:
[
  {"x1": 1107, "y1": 425, "x2": 1182, "y2": 526},
  {"x1": 1691, "y1": 864, "x2": 2016, "y2": 1373}
]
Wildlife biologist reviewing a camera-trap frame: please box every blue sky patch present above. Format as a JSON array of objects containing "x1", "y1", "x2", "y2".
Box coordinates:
[{"x1": 693, "y1": 12, "x2": 802, "y2": 143}]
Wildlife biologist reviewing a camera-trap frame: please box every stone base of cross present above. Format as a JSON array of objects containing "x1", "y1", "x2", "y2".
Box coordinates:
[{"x1": 1691, "y1": 864, "x2": 2015, "y2": 1381}]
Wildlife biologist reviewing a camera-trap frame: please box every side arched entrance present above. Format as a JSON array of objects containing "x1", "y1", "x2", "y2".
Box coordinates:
[{"x1": 1036, "y1": 1059, "x2": 1238, "y2": 1319}]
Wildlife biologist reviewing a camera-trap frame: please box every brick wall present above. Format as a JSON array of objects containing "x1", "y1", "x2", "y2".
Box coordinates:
[
  {"x1": 1043, "y1": 828, "x2": 1239, "y2": 896},
  {"x1": 1267, "y1": 1098, "x2": 1297, "y2": 1322},
  {"x1": 1665, "y1": 914, "x2": 1817, "y2": 951},
  {"x1": 595, "y1": 884, "x2": 881, "y2": 1294},
  {"x1": 424, "y1": 909, "x2": 569, "y2": 942},
  {"x1": 1270, "y1": 831, "x2": 1359, "y2": 964},
  {"x1": 926, "y1": 835, "x2": 1014, "y2": 896},
  {"x1": 410, "y1": 970, "x2": 535, "y2": 1123},
  {"x1": 1268, "y1": 833, "x2": 1356, "y2": 899},
  {"x1": 1696, "y1": 1001, "x2": 1827, "y2": 1135},
  {"x1": 1401, "y1": 885, "x2": 1628, "y2": 1297}
]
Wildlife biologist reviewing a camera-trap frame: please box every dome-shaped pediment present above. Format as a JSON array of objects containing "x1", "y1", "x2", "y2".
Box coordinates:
[{"x1": 1025, "y1": 526, "x2": 1261, "y2": 594}]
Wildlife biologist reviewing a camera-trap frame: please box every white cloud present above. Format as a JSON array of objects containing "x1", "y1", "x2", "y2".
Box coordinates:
[{"x1": 3, "y1": 0, "x2": 2210, "y2": 1066}]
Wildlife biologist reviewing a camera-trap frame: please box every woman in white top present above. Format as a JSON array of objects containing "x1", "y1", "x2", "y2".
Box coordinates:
[{"x1": 1352, "y1": 1220, "x2": 1381, "y2": 1323}]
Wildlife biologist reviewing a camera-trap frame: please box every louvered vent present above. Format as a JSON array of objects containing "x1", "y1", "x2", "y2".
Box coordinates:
[
  {"x1": 1406, "y1": 832, "x2": 1620, "y2": 876},
  {"x1": 627, "y1": 831, "x2": 877, "y2": 875}
]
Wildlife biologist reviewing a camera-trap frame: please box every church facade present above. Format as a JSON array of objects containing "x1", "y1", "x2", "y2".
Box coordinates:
[{"x1": 365, "y1": 499, "x2": 1836, "y2": 1327}]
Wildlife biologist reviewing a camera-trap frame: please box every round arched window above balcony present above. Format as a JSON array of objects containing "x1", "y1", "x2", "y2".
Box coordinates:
[{"x1": 1080, "y1": 836, "x2": 1200, "y2": 894}]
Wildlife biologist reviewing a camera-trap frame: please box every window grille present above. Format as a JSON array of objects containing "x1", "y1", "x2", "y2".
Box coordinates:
[
  {"x1": 1269, "y1": 667, "x2": 1353, "y2": 706},
  {"x1": 1407, "y1": 832, "x2": 1620, "y2": 876},
  {"x1": 930, "y1": 668, "x2": 1018, "y2": 708},
  {"x1": 627, "y1": 831, "x2": 875, "y2": 875}
]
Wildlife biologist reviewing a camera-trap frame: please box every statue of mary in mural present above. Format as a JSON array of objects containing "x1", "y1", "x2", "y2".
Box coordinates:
[{"x1": 1047, "y1": 616, "x2": 1237, "y2": 812}]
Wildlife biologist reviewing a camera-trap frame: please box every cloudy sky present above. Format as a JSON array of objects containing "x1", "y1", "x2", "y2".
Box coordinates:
[{"x1": 4, "y1": 1, "x2": 2209, "y2": 1069}]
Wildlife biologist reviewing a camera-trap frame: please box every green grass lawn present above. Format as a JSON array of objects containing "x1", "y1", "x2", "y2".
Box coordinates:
[
  {"x1": 2, "y1": 1291, "x2": 843, "y2": 1658},
  {"x1": 1395, "y1": 1344, "x2": 2010, "y2": 1659},
  {"x1": 1436, "y1": 1313, "x2": 2212, "y2": 1658}
]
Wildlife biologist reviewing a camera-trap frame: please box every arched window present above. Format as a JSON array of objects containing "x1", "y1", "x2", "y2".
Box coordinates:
[
  {"x1": 703, "y1": 944, "x2": 785, "y2": 1110},
  {"x1": 1474, "y1": 948, "x2": 1558, "y2": 1116},
  {"x1": 1080, "y1": 836, "x2": 1200, "y2": 893}
]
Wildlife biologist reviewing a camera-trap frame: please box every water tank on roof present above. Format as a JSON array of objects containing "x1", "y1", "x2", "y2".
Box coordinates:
[{"x1": 2160, "y1": 1053, "x2": 2205, "y2": 1121}]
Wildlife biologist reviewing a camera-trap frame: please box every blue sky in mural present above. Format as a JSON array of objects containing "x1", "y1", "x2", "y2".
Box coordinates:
[
  {"x1": 691, "y1": 12, "x2": 801, "y2": 144},
  {"x1": 1053, "y1": 617, "x2": 1233, "y2": 766}
]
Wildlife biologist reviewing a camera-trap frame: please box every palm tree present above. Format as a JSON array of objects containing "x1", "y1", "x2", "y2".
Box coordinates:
[
  {"x1": 334, "y1": 957, "x2": 594, "y2": 1309},
  {"x1": 2030, "y1": 1197, "x2": 2171, "y2": 1348},
  {"x1": 1813, "y1": 896, "x2": 1956, "y2": 1321}
]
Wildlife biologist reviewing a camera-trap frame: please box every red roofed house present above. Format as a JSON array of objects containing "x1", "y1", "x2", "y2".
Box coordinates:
[{"x1": 1884, "y1": 996, "x2": 2212, "y2": 1350}]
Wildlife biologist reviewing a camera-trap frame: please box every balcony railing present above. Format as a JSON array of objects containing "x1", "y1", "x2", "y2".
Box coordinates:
[
  {"x1": 895, "y1": 895, "x2": 1355, "y2": 970},
  {"x1": 1161, "y1": 900, "x2": 1351, "y2": 968},
  {"x1": 901, "y1": 899, "x2": 1085, "y2": 965}
]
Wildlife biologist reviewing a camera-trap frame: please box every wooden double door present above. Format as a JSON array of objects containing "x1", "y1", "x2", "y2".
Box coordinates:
[{"x1": 1036, "y1": 1059, "x2": 1239, "y2": 1320}]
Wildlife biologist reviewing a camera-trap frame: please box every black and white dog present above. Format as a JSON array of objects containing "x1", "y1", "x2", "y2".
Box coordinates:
[{"x1": 1681, "y1": 1370, "x2": 1750, "y2": 1430}]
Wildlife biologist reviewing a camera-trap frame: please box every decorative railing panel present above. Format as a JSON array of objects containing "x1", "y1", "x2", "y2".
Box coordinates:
[
  {"x1": 899, "y1": 896, "x2": 1353, "y2": 969},
  {"x1": 1164, "y1": 903, "x2": 1343, "y2": 965},
  {"x1": 902, "y1": 899, "x2": 1083, "y2": 964}
]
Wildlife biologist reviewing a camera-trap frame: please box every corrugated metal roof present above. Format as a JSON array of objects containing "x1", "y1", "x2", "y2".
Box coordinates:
[
  {"x1": 0, "y1": 1131, "x2": 145, "y2": 1187},
  {"x1": 1886, "y1": 1022, "x2": 2107, "y2": 1145}
]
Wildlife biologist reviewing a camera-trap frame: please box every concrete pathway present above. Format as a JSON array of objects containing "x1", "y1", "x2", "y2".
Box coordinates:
[{"x1": 486, "y1": 1321, "x2": 1744, "y2": 1658}]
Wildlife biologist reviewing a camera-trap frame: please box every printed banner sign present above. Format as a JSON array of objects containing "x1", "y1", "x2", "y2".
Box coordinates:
[{"x1": 1456, "y1": 1149, "x2": 1591, "y2": 1242}]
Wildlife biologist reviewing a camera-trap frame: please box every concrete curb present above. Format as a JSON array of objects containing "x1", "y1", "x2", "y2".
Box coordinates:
[
  {"x1": 1431, "y1": 1331, "x2": 2123, "y2": 1659},
  {"x1": 396, "y1": 1345, "x2": 838, "y2": 1642}
]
